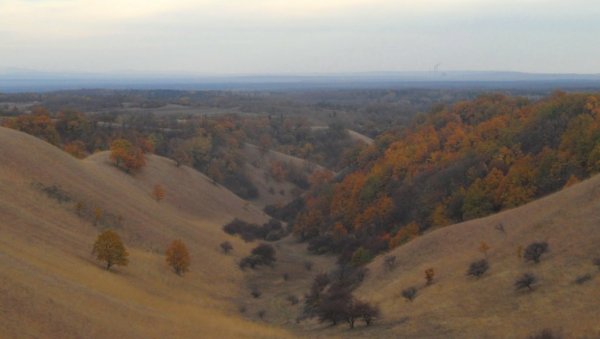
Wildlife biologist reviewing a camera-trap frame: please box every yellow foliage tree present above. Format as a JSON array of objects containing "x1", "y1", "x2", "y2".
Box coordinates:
[{"x1": 92, "y1": 230, "x2": 129, "y2": 270}]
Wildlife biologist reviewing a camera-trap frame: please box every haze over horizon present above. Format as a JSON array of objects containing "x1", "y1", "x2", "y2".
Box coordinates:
[{"x1": 1, "y1": 0, "x2": 600, "y2": 75}]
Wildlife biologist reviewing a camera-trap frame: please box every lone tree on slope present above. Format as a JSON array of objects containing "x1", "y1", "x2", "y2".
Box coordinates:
[
  {"x1": 523, "y1": 242, "x2": 549, "y2": 264},
  {"x1": 166, "y1": 240, "x2": 191, "y2": 276},
  {"x1": 92, "y1": 230, "x2": 129, "y2": 270},
  {"x1": 467, "y1": 259, "x2": 489, "y2": 278}
]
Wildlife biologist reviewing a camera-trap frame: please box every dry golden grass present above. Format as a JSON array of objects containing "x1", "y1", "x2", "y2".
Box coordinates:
[
  {"x1": 342, "y1": 175, "x2": 600, "y2": 338},
  {"x1": 0, "y1": 127, "x2": 293, "y2": 338}
]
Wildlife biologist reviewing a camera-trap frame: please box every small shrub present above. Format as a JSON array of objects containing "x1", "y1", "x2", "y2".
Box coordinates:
[
  {"x1": 223, "y1": 218, "x2": 285, "y2": 242},
  {"x1": 524, "y1": 242, "x2": 549, "y2": 263},
  {"x1": 528, "y1": 328, "x2": 561, "y2": 339},
  {"x1": 593, "y1": 258, "x2": 600, "y2": 270},
  {"x1": 425, "y1": 268, "x2": 435, "y2": 285},
  {"x1": 479, "y1": 241, "x2": 490, "y2": 257},
  {"x1": 251, "y1": 287, "x2": 261, "y2": 298},
  {"x1": 402, "y1": 287, "x2": 417, "y2": 302},
  {"x1": 384, "y1": 255, "x2": 397, "y2": 272},
  {"x1": 515, "y1": 273, "x2": 537, "y2": 291},
  {"x1": 239, "y1": 305, "x2": 247, "y2": 314},
  {"x1": 467, "y1": 259, "x2": 489, "y2": 278},
  {"x1": 350, "y1": 247, "x2": 373, "y2": 267},
  {"x1": 220, "y1": 241, "x2": 233, "y2": 254},
  {"x1": 152, "y1": 184, "x2": 165, "y2": 202},
  {"x1": 304, "y1": 261, "x2": 313, "y2": 271},
  {"x1": 574, "y1": 273, "x2": 592, "y2": 285},
  {"x1": 283, "y1": 273, "x2": 289, "y2": 281},
  {"x1": 287, "y1": 295, "x2": 299, "y2": 305},
  {"x1": 257, "y1": 310, "x2": 266, "y2": 319}
]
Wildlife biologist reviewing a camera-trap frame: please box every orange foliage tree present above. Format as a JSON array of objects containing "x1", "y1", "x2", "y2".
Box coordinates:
[
  {"x1": 152, "y1": 184, "x2": 166, "y2": 202},
  {"x1": 110, "y1": 139, "x2": 146, "y2": 173},
  {"x1": 166, "y1": 240, "x2": 191, "y2": 276}
]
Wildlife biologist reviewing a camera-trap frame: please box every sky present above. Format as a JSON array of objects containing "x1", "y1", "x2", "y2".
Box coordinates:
[{"x1": 1, "y1": 0, "x2": 600, "y2": 75}]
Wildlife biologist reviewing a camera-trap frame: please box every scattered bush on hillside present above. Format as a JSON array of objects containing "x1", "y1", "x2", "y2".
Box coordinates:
[
  {"x1": 64, "y1": 140, "x2": 87, "y2": 158},
  {"x1": 251, "y1": 287, "x2": 261, "y2": 298},
  {"x1": 515, "y1": 273, "x2": 537, "y2": 291},
  {"x1": 384, "y1": 255, "x2": 397, "y2": 272},
  {"x1": 257, "y1": 310, "x2": 266, "y2": 319},
  {"x1": 494, "y1": 223, "x2": 506, "y2": 234},
  {"x1": 110, "y1": 138, "x2": 146, "y2": 173},
  {"x1": 75, "y1": 202, "x2": 124, "y2": 229},
  {"x1": 467, "y1": 259, "x2": 489, "y2": 279},
  {"x1": 425, "y1": 268, "x2": 435, "y2": 285},
  {"x1": 528, "y1": 328, "x2": 562, "y2": 339},
  {"x1": 239, "y1": 243, "x2": 276, "y2": 269},
  {"x1": 401, "y1": 287, "x2": 417, "y2": 302},
  {"x1": 239, "y1": 306, "x2": 247, "y2": 314},
  {"x1": 353, "y1": 300, "x2": 380, "y2": 327},
  {"x1": 479, "y1": 241, "x2": 490, "y2": 258},
  {"x1": 31, "y1": 182, "x2": 72, "y2": 203},
  {"x1": 593, "y1": 258, "x2": 600, "y2": 270},
  {"x1": 310, "y1": 283, "x2": 379, "y2": 329},
  {"x1": 283, "y1": 272, "x2": 289, "y2": 281},
  {"x1": 165, "y1": 240, "x2": 191, "y2": 276},
  {"x1": 152, "y1": 184, "x2": 165, "y2": 202},
  {"x1": 220, "y1": 241, "x2": 233, "y2": 254},
  {"x1": 223, "y1": 218, "x2": 286, "y2": 242},
  {"x1": 92, "y1": 230, "x2": 129, "y2": 271},
  {"x1": 331, "y1": 265, "x2": 369, "y2": 291},
  {"x1": 287, "y1": 295, "x2": 299, "y2": 305},
  {"x1": 574, "y1": 273, "x2": 592, "y2": 285},
  {"x1": 524, "y1": 242, "x2": 549, "y2": 263},
  {"x1": 304, "y1": 260, "x2": 313, "y2": 271},
  {"x1": 263, "y1": 197, "x2": 305, "y2": 223},
  {"x1": 351, "y1": 247, "x2": 373, "y2": 267}
]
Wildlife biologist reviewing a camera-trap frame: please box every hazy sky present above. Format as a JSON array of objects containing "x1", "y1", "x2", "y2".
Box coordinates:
[{"x1": 1, "y1": 0, "x2": 599, "y2": 74}]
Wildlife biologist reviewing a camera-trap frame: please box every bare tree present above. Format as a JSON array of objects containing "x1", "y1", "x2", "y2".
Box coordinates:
[{"x1": 515, "y1": 273, "x2": 537, "y2": 291}]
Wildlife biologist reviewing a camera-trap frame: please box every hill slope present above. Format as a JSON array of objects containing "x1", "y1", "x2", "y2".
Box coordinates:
[
  {"x1": 0, "y1": 127, "x2": 291, "y2": 338},
  {"x1": 343, "y1": 175, "x2": 600, "y2": 338}
]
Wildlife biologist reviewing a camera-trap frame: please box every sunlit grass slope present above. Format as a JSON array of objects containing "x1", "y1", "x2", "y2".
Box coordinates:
[{"x1": 0, "y1": 127, "x2": 293, "y2": 338}]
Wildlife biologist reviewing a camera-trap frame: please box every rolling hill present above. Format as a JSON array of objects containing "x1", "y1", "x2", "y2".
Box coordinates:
[
  {"x1": 2, "y1": 124, "x2": 599, "y2": 338},
  {"x1": 345, "y1": 175, "x2": 600, "y2": 338},
  {"x1": 0, "y1": 126, "x2": 292, "y2": 338}
]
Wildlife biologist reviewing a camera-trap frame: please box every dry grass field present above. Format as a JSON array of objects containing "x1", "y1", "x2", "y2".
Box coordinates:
[
  {"x1": 346, "y1": 176, "x2": 600, "y2": 338},
  {"x1": 0, "y1": 127, "x2": 292, "y2": 338}
]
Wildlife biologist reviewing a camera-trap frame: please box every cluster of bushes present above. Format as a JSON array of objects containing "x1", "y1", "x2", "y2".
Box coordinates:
[
  {"x1": 301, "y1": 266, "x2": 378, "y2": 329},
  {"x1": 223, "y1": 218, "x2": 287, "y2": 242},
  {"x1": 31, "y1": 182, "x2": 72, "y2": 203},
  {"x1": 263, "y1": 197, "x2": 305, "y2": 223},
  {"x1": 239, "y1": 244, "x2": 277, "y2": 269}
]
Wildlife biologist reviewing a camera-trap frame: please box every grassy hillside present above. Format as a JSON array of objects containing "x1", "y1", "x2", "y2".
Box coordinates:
[
  {"x1": 0, "y1": 126, "x2": 292, "y2": 338},
  {"x1": 242, "y1": 143, "x2": 330, "y2": 209},
  {"x1": 343, "y1": 175, "x2": 600, "y2": 338}
]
